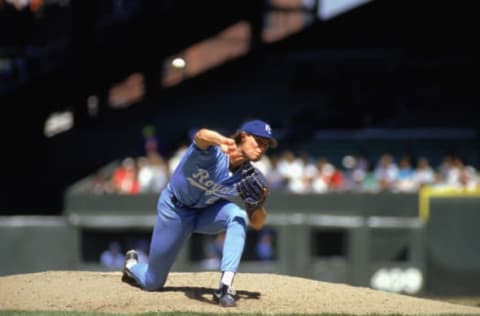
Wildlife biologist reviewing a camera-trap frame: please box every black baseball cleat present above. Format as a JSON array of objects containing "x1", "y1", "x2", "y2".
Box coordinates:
[
  {"x1": 121, "y1": 249, "x2": 139, "y2": 284},
  {"x1": 214, "y1": 284, "x2": 237, "y2": 307}
]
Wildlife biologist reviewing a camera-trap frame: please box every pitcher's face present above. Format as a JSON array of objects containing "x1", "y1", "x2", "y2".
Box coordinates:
[{"x1": 241, "y1": 133, "x2": 270, "y2": 162}]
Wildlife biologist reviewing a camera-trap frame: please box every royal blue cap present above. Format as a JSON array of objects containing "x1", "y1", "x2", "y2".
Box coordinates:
[{"x1": 240, "y1": 119, "x2": 277, "y2": 148}]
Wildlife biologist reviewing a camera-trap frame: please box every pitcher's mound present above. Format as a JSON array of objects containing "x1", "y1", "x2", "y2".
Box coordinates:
[{"x1": 1, "y1": 271, "x2": 479, "y2": 315}]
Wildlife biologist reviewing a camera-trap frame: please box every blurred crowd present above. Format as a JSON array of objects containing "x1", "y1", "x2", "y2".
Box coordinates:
[{"x1": 84, "y1": 143, "x2": 480, "y2": 196}]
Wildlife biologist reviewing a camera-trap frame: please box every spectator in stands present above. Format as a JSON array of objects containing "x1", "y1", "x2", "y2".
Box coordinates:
[
  {"x1": 438, "y1": 155, "x2": 456, "y2": 185},
  {"x1": 201, "y1": 232, "x2": 225, "y2": 270},
  {"x1": 264, "y1": 154, "x2": 288, "y2": 191},
  {"x1": 374, "y1": 153, "x2": 398, "y2": 191},
  {"x1": 277, "y1": 150, "x2": 310, "y2": 194},
  {"x1": 277, "y1": 150, "x2": 303, "y2": 184},
  {"x1": 87, "y1": 145, "x2": 479, "y2": 195},
  {"x1": 311, "y1": 158, "x2": 344, "y2": 193},
  {"x1": 111, "y1": 157, "x2": 140, "y2": 194},
  {"x1": 251, "y1": 153, "x2": 272, "y2": 176},
  {"x1": 342, "y1": 154, "x2": 371, "y2": 192},
  {"x1": 255, "y1": 228, "x2": 274, "y2": 261},
  {"x1": 447, "y1": 156, "x2": 466, "y2": 187},
  {"x1": 361, "y1": 169, "x2": 380, "y2": 192},
  {"x1": 459, "y1": 165, "x2": 479, "y2": 190},
  {"x1": 328, "y1": 164, "x2": 344, "y2": 191},
  {"x1": 100, "y1": 241, "x2": 125, "y2": 269},
  {"x1": 393, "y1": 156, "x2": 416, "y2": 192},
  {"x1": 137, "y1": 152, "x2": 169, "y2": 193},
  {"x1": 143, "y1": 125, "x2": 159, "y2": 155},
  {"x1": 90, "y1": 171, "x2": 114, "y2": 194},
  {"x1": 311, "y1": 158, "x2": 329, "y2": 193},
  {"x1": 168, "y1": 144, "x2": 188, "y2": 175},
  {"x1": 301, "y1": 153, "x2": 319, "y2": 186},
  {"x1": 412, "y1": 157, "x2": 435, "y2": 189}
]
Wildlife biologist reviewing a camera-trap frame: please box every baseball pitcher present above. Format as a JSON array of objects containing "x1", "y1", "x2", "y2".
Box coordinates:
[{"x1": 122, "y1": 119, "x2": 277, "y2": 307}]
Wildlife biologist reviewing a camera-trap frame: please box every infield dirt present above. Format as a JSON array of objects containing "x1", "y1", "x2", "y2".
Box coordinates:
[{"x1": 1, "y1": 271, "x2": 479, "y2": 315}]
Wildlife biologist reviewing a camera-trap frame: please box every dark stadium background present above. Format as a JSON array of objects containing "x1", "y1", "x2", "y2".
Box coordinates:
[{"x1": 1, "y1": 0, "x2": 479, "y2": 214}]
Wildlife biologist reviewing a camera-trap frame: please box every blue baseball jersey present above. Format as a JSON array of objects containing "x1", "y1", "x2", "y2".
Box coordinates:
[
  {"x1": 126, "y1": 139, "x2": 257, "y2": 290},
  {"x1": 167, "y1": 142, "x2": 241, "y2": 208}
]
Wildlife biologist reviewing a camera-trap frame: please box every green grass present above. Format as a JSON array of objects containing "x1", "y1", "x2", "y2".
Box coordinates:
[
  {"x1": 2, "y1": 296, "x2": 478, "y2": 316},
  {"x1": 2, "y1": 296, "x2": 477, "y2": 316}
]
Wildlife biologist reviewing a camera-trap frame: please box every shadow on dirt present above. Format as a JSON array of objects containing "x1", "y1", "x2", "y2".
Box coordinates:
[{"x1": 162, "y1": 286, "x2": 261, "y2": 305}]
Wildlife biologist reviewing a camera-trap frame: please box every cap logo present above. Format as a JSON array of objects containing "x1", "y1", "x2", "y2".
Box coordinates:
[{"x1": 265, "y1": 124, "x2": 272, "y2": 135}]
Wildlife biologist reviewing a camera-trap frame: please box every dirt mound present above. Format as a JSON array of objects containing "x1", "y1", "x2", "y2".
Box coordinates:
[{"x1": 1, "y1": 271, "x2": 479, "y2": 315}]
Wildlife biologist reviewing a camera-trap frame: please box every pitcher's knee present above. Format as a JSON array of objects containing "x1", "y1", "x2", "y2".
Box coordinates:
[{"x1": 227, "y1": 208, "x2": 247, "y2": 227}]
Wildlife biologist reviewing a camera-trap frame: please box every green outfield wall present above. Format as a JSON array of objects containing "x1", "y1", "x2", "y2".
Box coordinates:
[{"x1": 1, "y1": 192, "x2": 479, "y2": 296}]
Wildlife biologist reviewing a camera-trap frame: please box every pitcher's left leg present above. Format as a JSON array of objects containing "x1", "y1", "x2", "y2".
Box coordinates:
[
  {"x1": 195, "y1": 201, "x2": 248, "y2": 306},
  {"x1": 194, "y1": 201, "x2": 248, "y2": 273}
]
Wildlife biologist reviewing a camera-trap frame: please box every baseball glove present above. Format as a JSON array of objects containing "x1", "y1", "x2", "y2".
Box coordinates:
[{"x1": 236, "y1": 163, "x2": 269, "y2": 210}]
